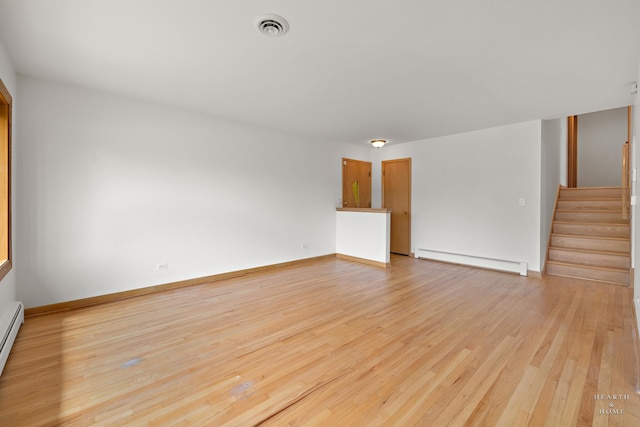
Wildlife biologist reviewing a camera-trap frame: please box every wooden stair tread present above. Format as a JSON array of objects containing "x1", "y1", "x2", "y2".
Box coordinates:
[
  {"x1": 546, "y1": 261, "x2": 629, "y2": 286},
  {"x1": 560, "y1": 186, "x2": 621, "y2": 189},
  {"x1": 545, "y1": 271, "x2": 629, "y2": 286},
  {"x1": 557, "y1": 197, "x2": 620, "y2": 201},
  {"x1": 548, "y1": 262, "x2": 629, "y2": 271},
  {"x1": 550, "y1": 234, "x2": 630, "y2": 254},
  {"x1": 548, "y1": 186, "x2": 629, "y2": 286},
  {"x1": 546, "y1": 261, "x2": 628, "y2": 274},
  {"x1": 548, "y1": 246, "x2": 630, "y2": 257},
  {"x1": 551, "y1": 222, "x2": 629, "y2": 240},
  {"x1": 555, "y1": 219, "x2": 627, "y2": 225},
  {"x1": 560, "y1": 187, "x2": 622, "y2": 192},
  {"x1": 553, "y1": 216, "x2": 628, "y2": 224},
  {"x1": 552, "y1": 220, "x2": 628, "y2": 227},
  {"x1": 559, "y1": 188, "x2": 622, "y2": 196},
  {"x1": 547, "y1": 250, "x2": 630, "y2": 270},
  {"x1": 552, "y1": 221, "x2": 629, "y2": 232},
  {"x1": 555, "y1": 209, "x2": 623, "y2": 213},
  {"x1": 551, "y1": 233, "x2": 629, "y2": 242}
]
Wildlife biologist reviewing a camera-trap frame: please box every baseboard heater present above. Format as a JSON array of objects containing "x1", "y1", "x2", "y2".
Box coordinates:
[
  {"x1": 0, "y1": 302, "x2": 24, "y2": 376},
  {"x1": 415, "y1": 248, "x2": 528, "y2": 276},
  {"x1": 633, "y1": 297, "x2": 640, "y2": 395}
]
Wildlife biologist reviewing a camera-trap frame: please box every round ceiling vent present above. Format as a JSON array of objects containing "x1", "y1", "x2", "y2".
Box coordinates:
[{"x1": 256, "y1": 14, "x2": 289, "y2": 37}]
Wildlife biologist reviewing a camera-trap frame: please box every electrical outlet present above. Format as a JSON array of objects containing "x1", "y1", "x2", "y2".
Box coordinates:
[
  {"x1": 302, "y1": 244, "x2": 309, "y2": 250},
  {"x1": 156, "y1": 263, "x2": 168, "y2": 270},
  {"x1": 518, "y1": 198, "x2": 526, "y2": 207}
]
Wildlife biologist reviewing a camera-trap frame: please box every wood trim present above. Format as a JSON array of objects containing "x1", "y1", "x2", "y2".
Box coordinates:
[
  {"x1": 543, "y1": 184, "x2": 564, "y2": 276},
  {"x1": 567, "y1": 116, "x2": 578, "y2": 188},
  {"x1": 527, "y1": 270, "x2": 543, "y2": 279},
  {"x1": 623, "y1": 142, "x2": 631, "y2": 219},
  {"x1": 336, "y1": 208, "x2": 390, "y2": 213},
  {"x1": 336, "y1": 253, "x2": 389, "y2": 269},
  {"x1": 629, "y1": 105, "x2": 633, "y2": 145},
  {"x1": 0, "y1": 79, "x2": 11, "y2": 283},
  {"x1": 25, "y1": 255, "x2": 336, "y2": 317}
]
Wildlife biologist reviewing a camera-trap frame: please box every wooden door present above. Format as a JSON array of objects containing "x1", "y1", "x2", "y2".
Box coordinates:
[
  {"x1": 342, "y1": 158, "x2": 371, "y2": 208},
  {"x1": 382, "y1": 158, "x2": 411, "y2": 255}
]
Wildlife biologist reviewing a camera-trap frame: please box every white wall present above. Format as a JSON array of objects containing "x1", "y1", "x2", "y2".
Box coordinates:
[
  {"x1": 0, "y1": 39, "x2": 17, "y2": 319},
  {"x1": 16, "y1": 76, "x2": 368, "y2": 308},
  {"x1": 372, "y1": 121, "x2": 542, "y2": 272},
  {"x1": 559, "y1": 118, "x2": 568, "y2": 187},
  {"x1": 578, "y1": 107, "x2": 628, "y2": 187},
  {"x1": 540, "y1": 119, "x2": 563, "y2": 270},
  {"x1": 336, "y1": 211, "x2": 390, "y2": 264}
]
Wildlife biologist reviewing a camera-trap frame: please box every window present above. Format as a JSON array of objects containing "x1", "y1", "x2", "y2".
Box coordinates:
[{"x1": 0, "y1": 79, "x2": 12, "y2": 281}]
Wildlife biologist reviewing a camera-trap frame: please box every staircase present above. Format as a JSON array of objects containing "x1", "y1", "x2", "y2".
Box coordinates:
[{"x1": 546, "y1": 187, "x2": 630, "y2": 286}]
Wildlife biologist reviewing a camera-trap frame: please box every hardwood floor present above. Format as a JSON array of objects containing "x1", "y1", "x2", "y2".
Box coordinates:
[{"x1": 1, "y1": 255, "x2": 639, "y2": 426}]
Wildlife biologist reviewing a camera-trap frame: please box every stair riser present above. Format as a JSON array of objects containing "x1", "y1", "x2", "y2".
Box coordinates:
[
  {"x1": 547, "y1": 263, "x2": 629, "y2": 285},
  {"x1": 555, "y1": 211, "x2": 627, "y2": 223},
  {"x1": 557, "y1": 200, "x2": 621, "y2": 211},
  {"x1": 551, "y1": 236, "x2": 629, "y2": 253},
  {"x1": 552, "y1": 223, "x2": 629, "y2": 238},
  {"x1": 560, "y1": 188, "x2": 622, "y2": 199},
  {"x1": 548, "y1": 248, "x2": 630, "y2": 269}
]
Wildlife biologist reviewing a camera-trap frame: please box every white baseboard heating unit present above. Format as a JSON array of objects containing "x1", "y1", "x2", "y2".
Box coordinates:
[
  {"x1": 415, "y1": 248, "x2": 528, "y2": 276},
  {"x1": 0, "y1": 302, "x2": 24, "y2": 376}
]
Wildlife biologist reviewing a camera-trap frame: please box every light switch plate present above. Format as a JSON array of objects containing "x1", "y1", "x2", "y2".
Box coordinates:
[{"x1": 518, "y1": 198, "x2": 526, "y2": 207}]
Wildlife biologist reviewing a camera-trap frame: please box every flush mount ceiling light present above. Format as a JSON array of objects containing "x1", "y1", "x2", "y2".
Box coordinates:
[
  {"x1": 370, "y1": 139, "x2": 387, "y2": 148},
  {"x1": 256, "y1": 14, "x2": 289, "y2": 37}
]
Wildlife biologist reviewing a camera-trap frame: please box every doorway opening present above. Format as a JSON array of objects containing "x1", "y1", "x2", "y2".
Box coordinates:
[{"x1": 342, "y1": 158, "x2": 372, "y2": 208}]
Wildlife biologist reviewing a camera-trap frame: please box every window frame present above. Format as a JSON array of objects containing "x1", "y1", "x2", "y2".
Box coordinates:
[{"x1": 0, "y1": 79, "x2": 12, "y2": 282}]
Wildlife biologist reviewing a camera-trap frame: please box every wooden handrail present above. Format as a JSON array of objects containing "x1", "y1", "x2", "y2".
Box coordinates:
[{"x1": 622, "y1": 141, "x2": 630, "y2": 220}]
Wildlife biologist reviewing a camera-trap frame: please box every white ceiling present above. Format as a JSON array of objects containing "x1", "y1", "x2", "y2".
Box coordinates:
[{"x1": 0, "y1": 0, "x2": 639, "y2": 145}]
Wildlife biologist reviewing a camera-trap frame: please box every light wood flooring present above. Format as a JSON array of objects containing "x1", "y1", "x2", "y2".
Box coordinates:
[{"x1": 1, "y1": 255, "x2": 639, "y2": 426}]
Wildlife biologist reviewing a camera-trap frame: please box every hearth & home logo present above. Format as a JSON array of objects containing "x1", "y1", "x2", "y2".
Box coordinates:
[{"x1": 593, "y1": 393, "x2": 630, "y2": 415}]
